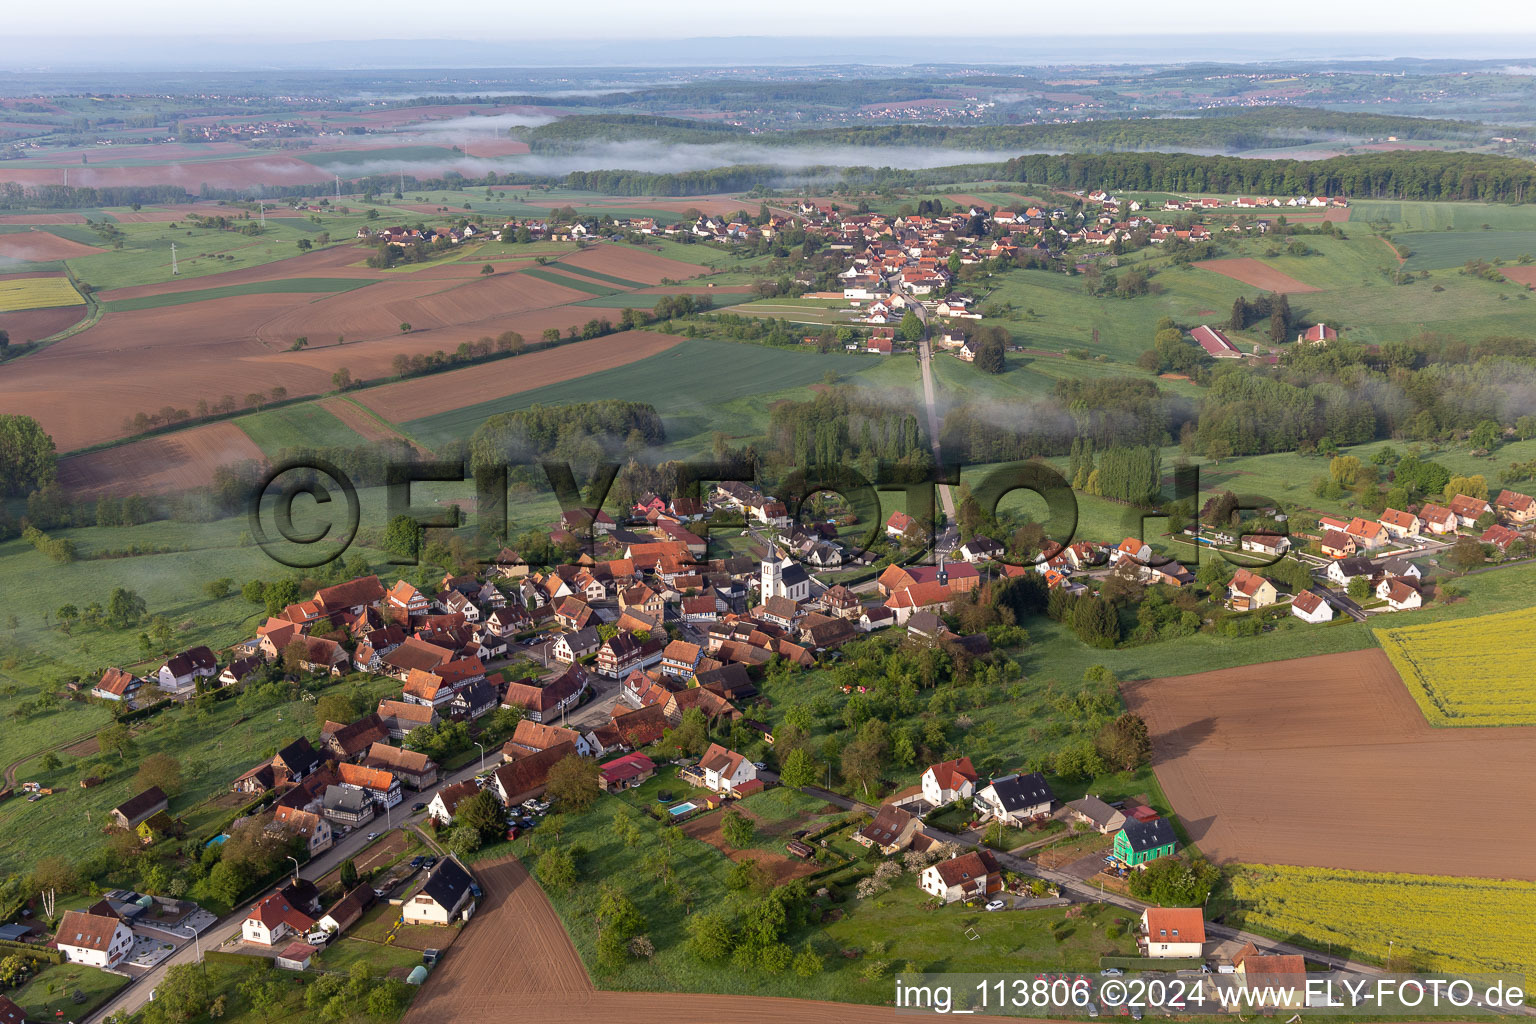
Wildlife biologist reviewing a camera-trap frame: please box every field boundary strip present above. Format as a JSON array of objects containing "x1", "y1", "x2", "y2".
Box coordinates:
[
  {"x1": 543, "y1": 262, "x2": 648, "y2": 289},
  {"x1": 99, "y1": 277, "x2": 376, "y2": 313}
]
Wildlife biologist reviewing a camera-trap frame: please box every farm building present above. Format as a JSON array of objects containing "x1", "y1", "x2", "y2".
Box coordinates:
[{"x1": 1189, "y1": 325, "x2": 1240, "y2": 358}]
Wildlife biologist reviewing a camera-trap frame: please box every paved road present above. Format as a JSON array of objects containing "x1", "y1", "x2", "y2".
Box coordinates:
[
  {"x1": 85, "y1": 756, "x2": 494, "y2": 1024},
  {"x1": 916, "y1": 336, "x2": 957, "y2": 528}
]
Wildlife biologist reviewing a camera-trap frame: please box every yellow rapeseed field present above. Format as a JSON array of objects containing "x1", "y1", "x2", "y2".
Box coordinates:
[
  {"x1": 1374, "y1": 605, "x2": 1536, "y2": 725},
  {"x1": 1229, "y1": 865, "x2": 1536, "y2": 978},
  {"x1": 0, "y1": 276, "x2": 84, "y2": 312}
]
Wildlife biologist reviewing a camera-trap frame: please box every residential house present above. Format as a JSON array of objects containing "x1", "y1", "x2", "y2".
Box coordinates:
[
  {"x1": 921, "y1": 757, "x2": 979, "y2": 806},
  {"x1": 55, "y1": 907, "x2": 134, "y2": 967},
  {"x1": 1114, "y1": 817, "x2": 1177, "y2": 867},
  {"x1": 0, "y1": 995, "x2": 28, "y2": 1024},
  {"x1": 1346, "y1": 517, "x2": 1388, "y2": 551},
  {"x1": 1419, "y1": 504, "x2": 1457, "y2": 535},
  {"x1": 1482, "y1": 524, "x2": 1521, "y2": 554},
  {"x1": 1378, "y1": 508, "x2": 1421, "y2": 540},
  {"x1": 402, "y1": 857, "x2": 477, "y2": 926},
  {"x1": 501, "y1": 665, "x2": 589, "y2": 723},
  {"x1": 1377, "y1": 577, "x2": 1423, "y2": 611},
  {"x1": 1227, "y1": 943, "x2": 1307, "y2": 1010},
  {"x1": 551, "y1": 626, "x2": 600, "y2": 664},
  {"x1": 595, "y1": 632, "x2": 664, "y2": 679},
  {"x1": 553, "y1": 596, "x2": 593, "y2": 632},
  {"x1": 91, "y1": 667, "x2": 141, "y2": 702},
  {"x1": 1108, "y1": 537, "x2": 1154, "y2": 567},
  {"x1": 1227, "y1": 569, "x2": 1278, "y2": 611},
  {"x1": 364, "y1": 743, "x2": 439, "y2": 789},
  {"x1": 974, "y1": 772, "x2": 1055, "y2": 825},
  {"x1": 271, "y1": 738, "x2": 321, "y2": 783},
  {"x1": 918, "y1": 850, "x2": 1003, "y2": 904},
  {"x1": 376, "y1": 700, "x2": 439, "y2": 740},
  {"x1": 293, "y1": 636, "x2": 349, "y2": 676},
  {"x1": 220, "y1": 656, "x2": 262, "y2": 687},
  {"x1": 1290, "y1": 589, "x2": 1334, "y2": 624},
  {"x1": 821, "y1": 584, "x2": 862, "y2": 620},
  {"x1": 110, "y1": 787, "x2": 168, "y2": 830},
  {"x1": 426, "y1": 780, "x2": 482, "y2": 826},
  {"x1": 320, "y1": 715, "x2": 389, "y2": 762},
  {"x1": 1324, "y1": 556, "x2": 1375, "y2": 587},
  {"x1": 1319, "y1": 530, "x2": 1357, "y2": 559},
  {"x1": 448, "y1": 680, "x2": 499, "y2": 722},
  {"x1": 1141, "y1": 908, "x2": 1206, "y2": 959},
  {"x1": 958, "y1": 535, "x2": 1004, "y2": 562},
  {"x1": 256, "y1": 618, "x2": 302, "y2": 661},
  {"x1": 402, "y1": 668, "x2": 456, "y2": 708},
  {"x1": 316, "y1": 886, "x2": 375, "y2": 937},
  {"x1": 854, "y1": 804, "x2": 921, "y2": 854},
  {"x1": 619, "y1": 584, "x2": 664, "y2": 617},
  {"x1": 489, "y1": 742, "x2": 575, "y2": 806},
  {"x1": 320, "y1": 786, "x2": 374, "y2": 828},
  {"x1": 1238, "y1": 533, "x2": 1290, "y2": 558},
  {"x1": 271, "y1": 806, "x2": 333, "y2": 856},
  {"x1": 1449, "y1": 494, "x2": 1492, "y2": 527},
  {"x1": 157, "y1": 646, "x2": 217, "y2": 692},
  {"x1": 599, "y1": 753, "x2": 656, "y2": 792},
  {"x1": 1297, "y1": 323, "x2": 1338, "y2": 345},
  {"x1": 337, "y1": 763, "x2": 402, "y2": 809},
  {"x1": 660, "y1": 640, "x2": 702, "y2": 679},
  {"x1": 505, "y1": 720, "x2": 590, "y2": 759},
  {"x1": 695, "y1": 743, "x2": 757, "y2": 794},
  {"x1": 885, "y1": 511, "x2": 915, "y2": 539},
  {"x1": 313, "y1": 576, "x2": 385, "y2": 618},
  {"x1": 1495, "y1": 489, "x2": 1536, "y2": 524},
  {"x1": 242, "y1": 890, "x2": 316, "y2": 947},
  {"x1": 386, "y1": 580, "x2": 430, "y2": 620},
  {"x1": 1066, "y1": 795, "x2": 1126, "y2": 834}
]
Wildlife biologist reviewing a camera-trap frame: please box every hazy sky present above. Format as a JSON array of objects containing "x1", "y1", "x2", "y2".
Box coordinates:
[{"x1": 9, "y1": 0, "x2": 1536, "y2": 40}]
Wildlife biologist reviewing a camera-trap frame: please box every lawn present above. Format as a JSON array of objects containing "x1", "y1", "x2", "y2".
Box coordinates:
[
  {"x1": 12, "y1": 960, "x2": 127, "y2": 1022},
  {"x1": 99, "y1": 277, "x2": 375, "y2": 312},
  {"x1": 316, "y1": 935, "x2": 429, "y2": 975},
  {"x1": 234, "y1": 402, "x2": 370, "y2": 455}
]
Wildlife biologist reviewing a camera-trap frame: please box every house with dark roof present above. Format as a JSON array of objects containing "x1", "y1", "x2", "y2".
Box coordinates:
[
  {"x1": 974, "y1": 772, "x2": 1055, "y2": 826},
  {"x1": 0, "y1": 994, "x2": 29, "y2": 1024},
  {"x1": 320, "y1": 785, "x2": 374, "y2": 828},
  {"x1": 1066, "y1": 795, "x2": 1126, "y2": 834},
  {"x1": 1114, "y1": 817, "x2": 1178, "y2": 867},
  {"x1": 500, "y1": 664, "x2": 589, "y2": 723},
  {"x1": 157, "y1": 646, "x2": 217, "y2": 692},
  {"x1": 320, "y1": 714, "x2": 388, "y2": 761},
  {"x1": 317, "y1": 885, "x2": 376, "y2": 937},
  {"x1": 272, "y1": 738, "x2": 322, "y2": 783},
  {"x1": 404, "y1": 857, "x2": 478, "y2": 925},
  {"x1": 110, "y1": 787, "x2": 168, "y2": 830}
]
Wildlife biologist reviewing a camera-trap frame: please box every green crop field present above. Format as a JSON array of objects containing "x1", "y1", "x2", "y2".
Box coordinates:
[
  {"x1": 400, "y1": 338, "x2": 877, "y2": 452},
  {"x1": 546, "y1": 262, "x2": 647, "y2": 289},
  {"x1": 234, "y1": 402, "x2": 370, "y2": 454},
  {"x1": 65, "y1": 220, "x2": 363, "y2": 292},
  {"x1": 1350, "y1": 199, "x2": 1536, "y2": 232},
  {"x1": 100, "y1": 277, "x2": 375, "y2": 312},
  {"x1": 297, "y1": 145, "x2": 464, "y2": 169},
  {"x1": 1398, "y1": 231, "x2": 1536, "y2": 270},
  {"x1": 518, "y1": 265, "x2": 620, "y2": 295}
]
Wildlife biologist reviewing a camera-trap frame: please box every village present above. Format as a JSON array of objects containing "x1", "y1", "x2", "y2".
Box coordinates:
[{"x1": 0, "y1": 440, "x2": 1531, "y2": 1024}]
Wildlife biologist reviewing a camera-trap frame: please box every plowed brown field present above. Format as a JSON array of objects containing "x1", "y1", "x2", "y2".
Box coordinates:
[
  {"x1": 1193, "y1": 258, "x2": 1320, "y2": 293},
  {"x1": 0, "y1": 305, "x2": 85, "y2": 342},
  {"x1": 0, "y1": 156, "x2": 332, "y2": 190},
  {"x1": 357, "y1": 330, "x2": 684, "y2": 421},
  {"x1": 56, "y1": 422, "x2": 265, "y2": 497},
  {"x1": 1121, "y1": 649, "x2": 1536, "y2": 880},
  {"x1": 1501, "y1": 267, "x2": 1536, "y2": 287},
  {"x1": 0, "y1": 232, "x2": 104, "y2": 261}
]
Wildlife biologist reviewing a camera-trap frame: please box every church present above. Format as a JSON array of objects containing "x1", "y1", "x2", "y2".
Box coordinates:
[{"x1": 760, "y1": 555, "x2": 812, "y2": 603}]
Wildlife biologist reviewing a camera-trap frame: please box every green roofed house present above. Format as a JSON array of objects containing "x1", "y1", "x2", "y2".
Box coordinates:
[{"x1": 1114, "y1": 817, "x2": 1177, "y2": 867}]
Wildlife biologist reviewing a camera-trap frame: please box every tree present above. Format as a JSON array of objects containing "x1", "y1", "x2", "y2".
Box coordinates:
[
  {"x1": 203, "y1": 578, "x2": 233, "y2": 600},
  {"x1": 136, "y1": 752, "x2": 184, "y2": 796},
  {"x1": 1444, "y1": 474, "x2": 1489, "y2": 502},
  {"x1": 0, "y1": 414, "x2": 57, "y2": 497},
  {"x1": 720, "y1": 809, "x2": 755, "y2": 849},
  {"x1": 545, "y1": 754, "x2": 601, "y2": 811},
  {"x1": 339, "y1": 858, "x2": 358, "y2": 888},
  {"x1": 1127, "y1": 855, "x2": 1221, "y2": 906},
  {"x1": 1347, "y1": 575, "x2": 1371, "y2": 601},
  {"x1": 283, "y1": 638, "x2": 310, "y2": 675},
  {"x1": 142, "y1": 963, "x2": 210, "y2": 1024},
  {"x1": 30, "y1": 855, "x2": 79, "y2": 895},
  {"x1": 1469, "y1": 419, "x2": 1502, "y2": 451},
  {"x1": 97, "y1": 722, "x2": 134, "y2": 760},
  {"x1": 973, "y1": 334, "x2": 1005, "y2": 374},
  {"x1": 481, "y1": 263, "x2": 495, "y2": 276},
  {"x1": 446, "y1": 825, "x2": 483, "y2": 857},
  {"x1": 39, "y1": 751, "x2": 62, "y2": 772},
  {"x1": 899, "y1": 310, "x2": 924, "y2": 342},
  {"x1": 106, "y1": 587, "x2": 147, "y2": 629},
  {"x1": 382, "y1": 514, "x2": 422, "y2": 561},
  {"x1": 454, "y1": 788, "x2": 506, "y2": 841},
  {"x1": 536, "y1": 846, "x2": 577, "y2": 892},
  {"x1": 1095, "y1": 713, "x2": 1151, "y2": 771},
  {"x1": 778, "y1": 746, "x2": 817, "y2": 788},
  {"x1": 0, "y1": 954, "x2": 29, "y2": 986},
  {"x1": 1448, "y1": 536, "x2": 1485, "y2": 572},
  {"x1": 686, "y1": 910, "x2": 734, "y2": 962}
]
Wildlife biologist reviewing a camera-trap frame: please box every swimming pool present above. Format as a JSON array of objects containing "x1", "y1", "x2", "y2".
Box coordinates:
[{"x1": 667, "y1": 802, "x2": 697, "y2": 816}]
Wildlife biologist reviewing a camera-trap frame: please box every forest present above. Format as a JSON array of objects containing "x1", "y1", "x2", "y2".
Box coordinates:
[{"x1": 467, "y1": 400, "x2": 666, "y2": 472}]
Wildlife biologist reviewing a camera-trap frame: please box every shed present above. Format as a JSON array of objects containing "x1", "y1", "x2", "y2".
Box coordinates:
[{"x1": 275, "y1": 941, "x2": 317, "y2": 971}]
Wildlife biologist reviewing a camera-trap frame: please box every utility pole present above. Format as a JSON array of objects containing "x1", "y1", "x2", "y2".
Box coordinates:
[
  {"x1": 286, "y1": 856, "x2": 300, "y2": 886},
  {"x1": 335, "y1": 175, "x2": 341, "y2": 198},
  {"x1": 170, "y1": 242, "x2": 179, "y2": 275},
  {"x1": 475, "y1": 741, "x2": 486, "y2": 773}
]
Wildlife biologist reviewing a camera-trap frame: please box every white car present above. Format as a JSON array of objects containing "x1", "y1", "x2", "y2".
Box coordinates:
[
  {"x1": 365, "y1": 832, "x2": 381, "y2": 841},
  {"x1": 1100, "y1": 968, "x2": 1124, "y2": 977},
  {"x1": 984, "y1": 899, "x2": 1006, "y2": 911}
]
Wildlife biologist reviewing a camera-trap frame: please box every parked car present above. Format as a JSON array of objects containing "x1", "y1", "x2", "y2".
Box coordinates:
[
  {"x1": 1101, "y1": 968, "x2": 1124, "y2": 977},
  {"x1": 305, "y1": 931, "x2": 331, "y2": 947},
  {"x1": 412, "y1": 802, "x2": 427, "y2": 812},
  {"x1": 365, "y1": 832, "x2": 381, "y2": 841},
  {"x1": 1088, "y1": 1004, "x2": 1100, "y2": 1018},
  {"x1": 469, "y1": 882, "x2": 482, "y2": 899},
  {"x1": 984, "y1": 899, "x2": 1006, "y2": 911},
  {"x1": 409, "y1": 856, "x2": 425, "y2": 869},
  {"x1": 422, "y1": 856, "x2": 437, "y2": 869}
]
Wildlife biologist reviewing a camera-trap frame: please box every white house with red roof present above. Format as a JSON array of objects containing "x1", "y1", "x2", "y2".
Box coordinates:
[
  {"x1": 885, "y1": 510, "x2": 915, "y2": 539},
  {"x1": 922, "y1": 757, "x2": 979, "y2": 805},
  {"x1": 1377, "y1": 577, "x2": 1423, "y2": 612},
  {"x1": 1495, "y1": 489, "x2": 1535, "y2": 524},
  {"x1": 1297, "y1": 324, "x2": 1337, "y2": 345},
  {"x1": 1378, "y1": 508, "x2": 1421, "y2": 540},
  {"x1": 55, "y1": 906, "x2": 133, "y2": 968},
  {"x1": 242, "y1": 890, "x2": 316, "y2": 946},
  {"x1": 1289, "y1": 589, "x2": 1333, "y2": 624},
  {"x1": 1141, "y1": 908, "x2": 1207, "y2": 958},
  {"x1": 1418, "y1": 504, "x2": 1457, "y2": 535},
  {"x1": 696, "y1": 743, "x2": 757, "y2": 794}
]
